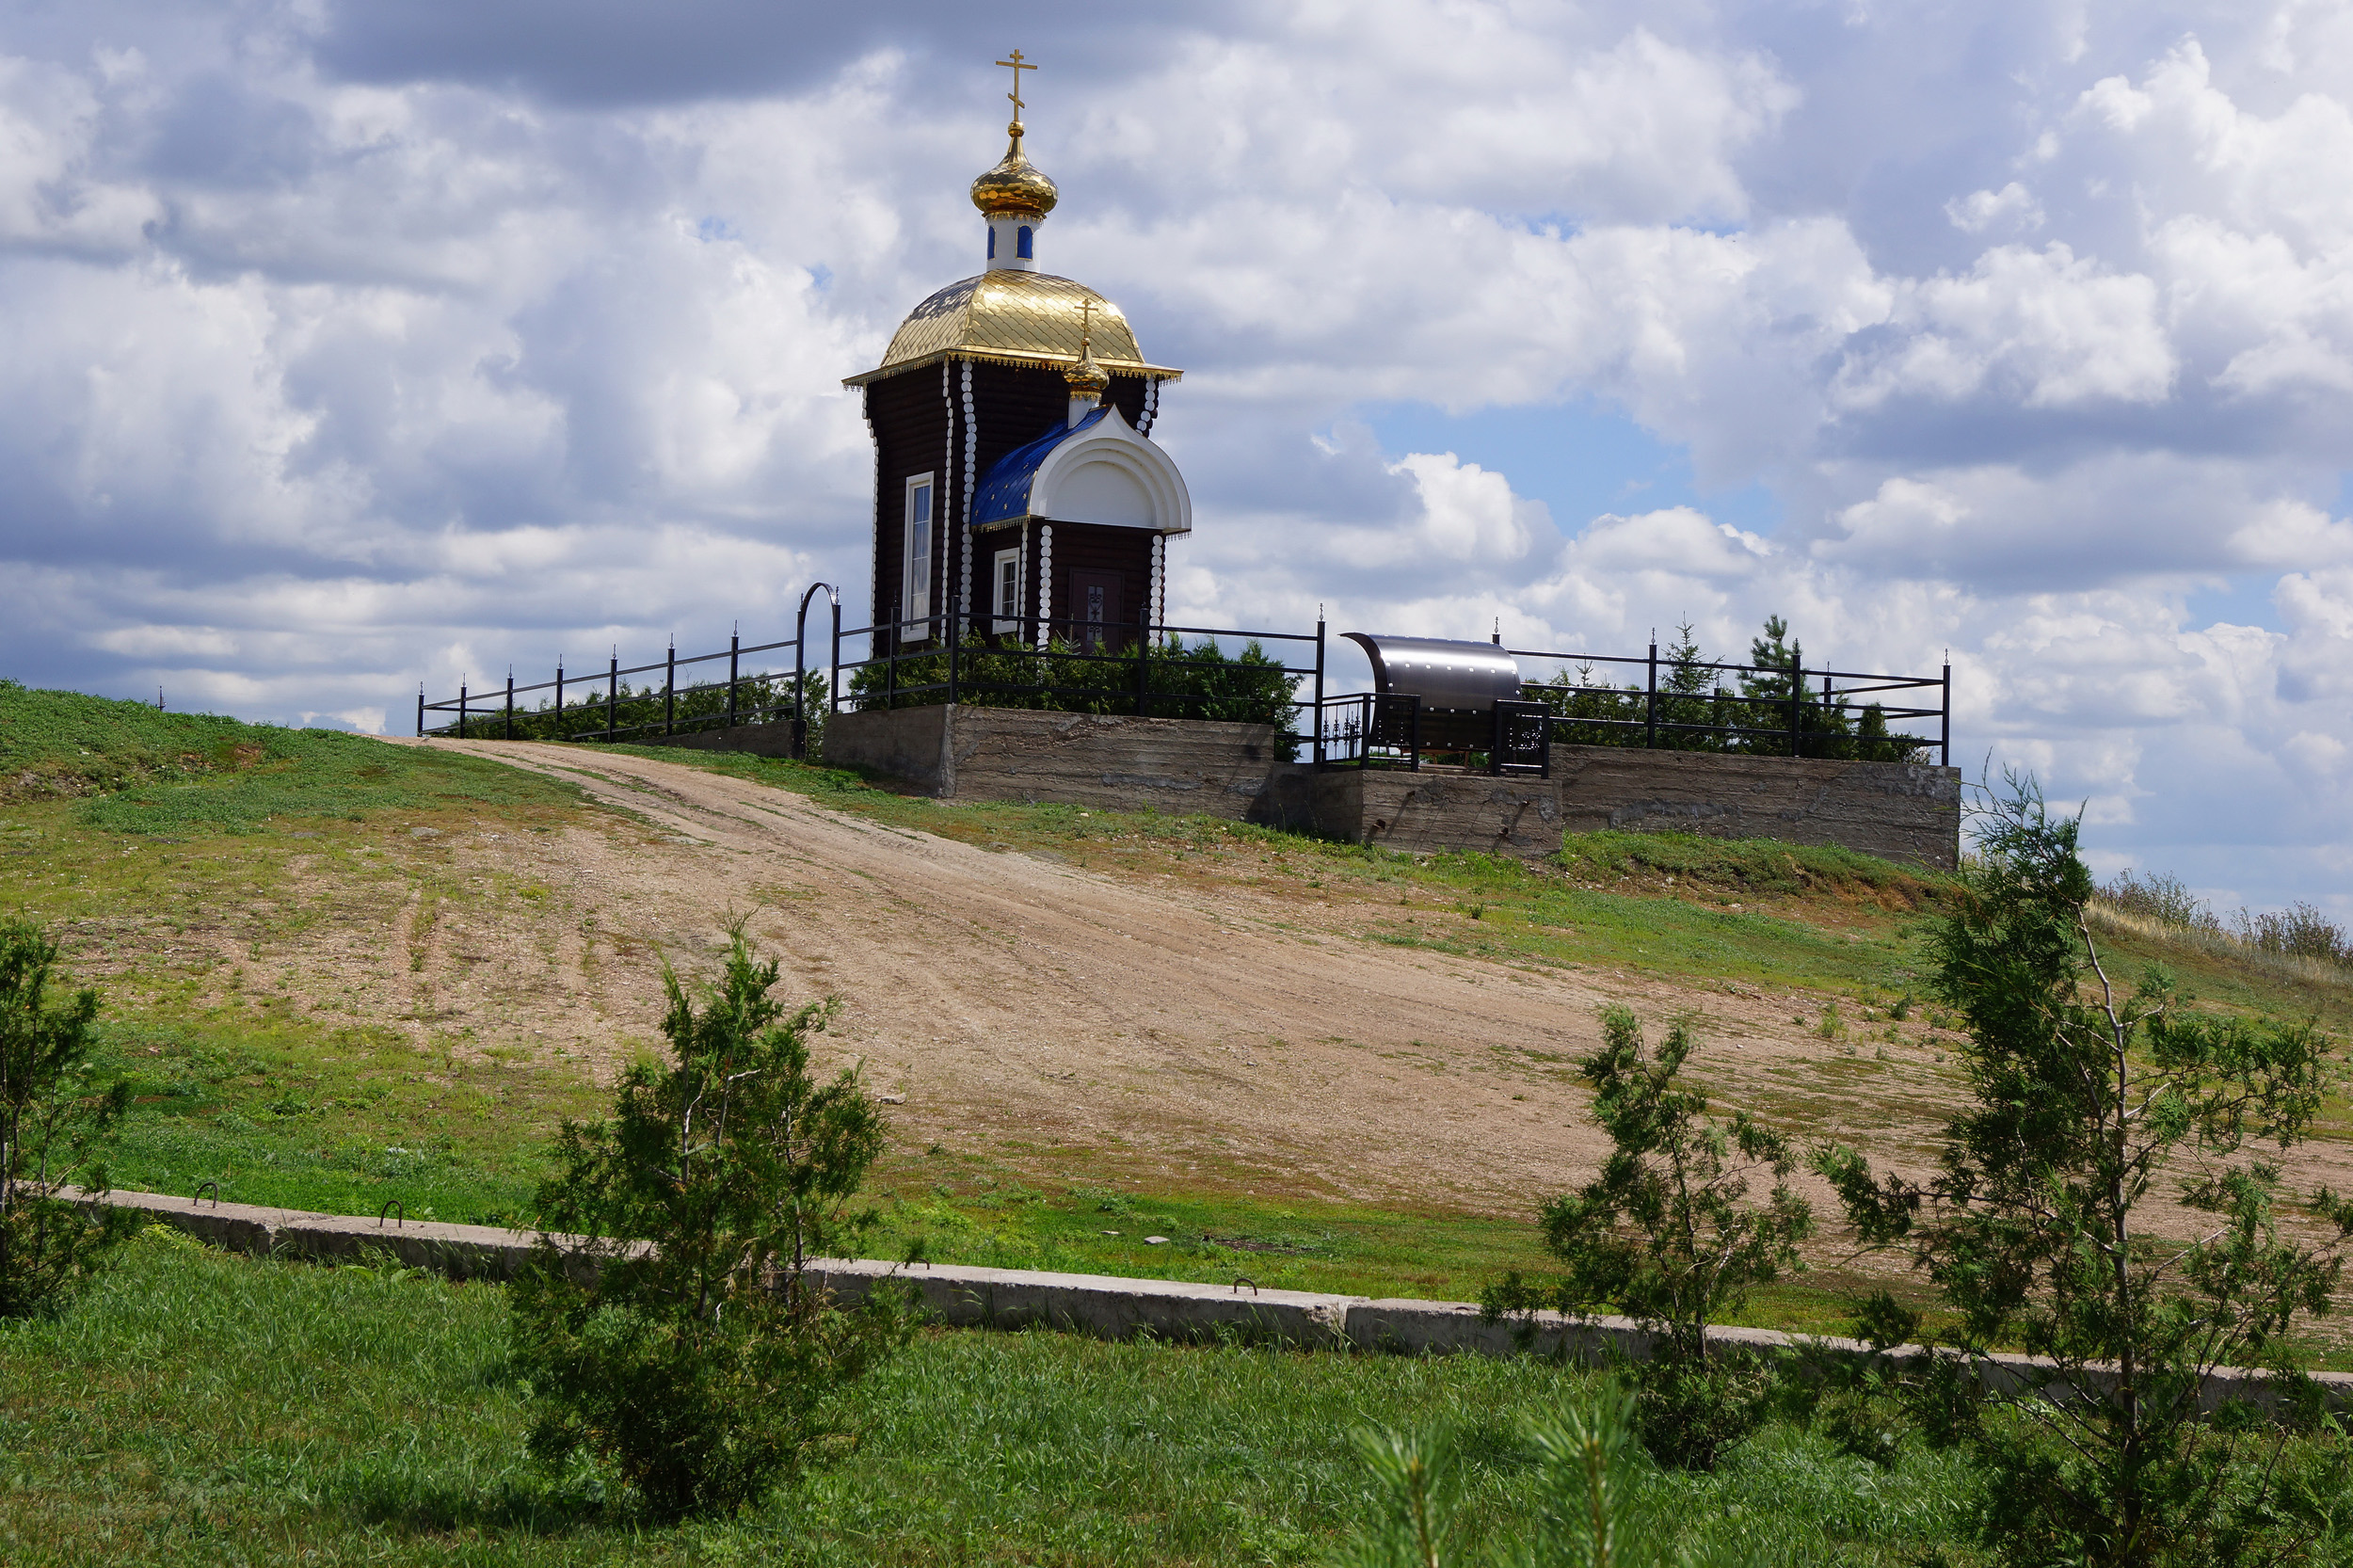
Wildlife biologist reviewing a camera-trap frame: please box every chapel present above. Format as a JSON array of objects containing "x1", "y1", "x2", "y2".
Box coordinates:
[{"x1": 842, "y1": 54, "x2": 1191, "y2": 655}]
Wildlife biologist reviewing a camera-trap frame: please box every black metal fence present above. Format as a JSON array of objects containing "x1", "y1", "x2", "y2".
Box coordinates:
[
  {"x1": 417, "y1": 591, "x2": 1326, "y2": 753},
  {"x1": 1508, "y1": 636, "x2": 1948, "y2": 765},
  {"x1": 419, "y1": 605, "x2": 1948, "y2": 774}
]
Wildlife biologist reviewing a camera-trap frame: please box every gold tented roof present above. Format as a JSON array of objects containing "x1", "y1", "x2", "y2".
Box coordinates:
[{"x1": 844, "y1": 271, "x2": 1182, "y2": 387}]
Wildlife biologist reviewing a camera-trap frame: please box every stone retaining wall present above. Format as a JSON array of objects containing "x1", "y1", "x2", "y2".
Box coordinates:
[
  {"x1": 82, "y1": 1189, "x2": 2345, "y2": 1418},
  {"x1": 794, "y1": 708, "x2": 1961, "y2": 869},
  {"x1": 824, "y1": 705, "x2": 1285, "y2": 817}
]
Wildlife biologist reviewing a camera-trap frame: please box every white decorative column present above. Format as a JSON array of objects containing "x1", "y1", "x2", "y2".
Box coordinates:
[
  {"x1": 958, "y1": 363, "x2": 977, "y2": 618},
  {"x1": 1150, "y1": 535, "x2": 1165, "y2": 632},
  {"x1": 939, "y1": 362, "x2": 956, "y2": 631},
  {"x1": 1036, "y1": 523, "x2": 1053, "y2": 637}
]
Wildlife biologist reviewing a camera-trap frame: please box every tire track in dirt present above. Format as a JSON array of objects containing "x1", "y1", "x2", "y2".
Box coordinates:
[{"x1": 401, "y1": 740, "x2": 1920, "y2": 1213}]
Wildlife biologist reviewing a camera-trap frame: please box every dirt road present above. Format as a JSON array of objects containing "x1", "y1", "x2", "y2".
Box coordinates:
[{"x1": 360, "y1": 740, "x2": 1978, "y2": 1214}]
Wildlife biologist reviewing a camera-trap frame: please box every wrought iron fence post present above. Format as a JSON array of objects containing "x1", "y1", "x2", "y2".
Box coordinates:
[
  {"x1": 828, "y1": 597, "x2": 840, "y2": 720},
  {"x1": 1644, "y1": 637, "x2": 1658, "y2": 749},
  {"x1": 664, "y1": 641, "x2": 676, "y2": 736},
  {"x1": 554, "y1": 662, "x2": 564, "y2": 741},
  {"x1": 606, "y1": 652, "x2": 617, "y2": 741},
  {"x1": 458, "y1": 681, "x2": 468, "y2": 740},
  {"x1": 949, "y1": 602, "x2": 962, "y2": 707},
  {"x1": 728, "y1": 629, "x2": 739, "y2": 729},
  {"x1": 1788, "y1": 641, "x2": 1803, "y2": 759},
  {"x1": 504, "y1": 673, "x2": 514, "y2": 740},
  {"x1": 1312, "y1": 611, "x2": 1326, "y2": 766},
  {"x1": 1941, "y1": 656, "x2": 1951, "y2": 768},
  {"x1": 415, "y1": 685, "x2": 424, "y2": 738}
]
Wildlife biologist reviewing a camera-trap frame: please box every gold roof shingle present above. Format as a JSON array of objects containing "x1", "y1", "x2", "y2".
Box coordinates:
[{"x1": 844, "y1": 271, "x2": 1182, "y2": 387}]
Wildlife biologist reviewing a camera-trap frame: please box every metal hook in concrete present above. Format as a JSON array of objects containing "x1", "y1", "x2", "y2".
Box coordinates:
[
  {"x1": 1233, "y1": 1276, "x2": 1258, "y2": 1295},
  {"x1": 193, "y1": 1181, "x2": 219, "y2": 1208},
  {"x1": 377, "y1": 1199, "x2": 404, "y2": 1229}
]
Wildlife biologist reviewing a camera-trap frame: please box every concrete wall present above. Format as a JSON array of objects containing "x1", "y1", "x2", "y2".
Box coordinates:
[
  {"x1": 83, "y1": 1188, "x2": 2350, "y2": 1417},
  {"x1": 824, "y1": 704, "x2": 1284, "y2": 818},
  {"x1": 818, "y1": 705, "x2": 958, "y2": 793},
  {"x1": 1551, "y1": 746, "x2": 1961, "y2": 870},
  {"x1": 1254, "y1": 749, "x2": 1959, "y2": 870},
  {"x1": 1251, "y1": 768, "x2": 1565, "y2": 859},
  {"x1": 822, "y1": 706, "x2": 1959, "y2": 870}
]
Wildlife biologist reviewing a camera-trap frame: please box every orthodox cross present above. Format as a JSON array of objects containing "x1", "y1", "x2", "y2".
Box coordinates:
[{"x1": 995, "y1": 49, "x2": 1035, "y2": 118}]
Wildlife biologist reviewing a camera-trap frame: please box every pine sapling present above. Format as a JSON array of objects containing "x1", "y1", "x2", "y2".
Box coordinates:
[{"x1": 1485, "y1": 1006, "x2": 1812, "y2": 1469}]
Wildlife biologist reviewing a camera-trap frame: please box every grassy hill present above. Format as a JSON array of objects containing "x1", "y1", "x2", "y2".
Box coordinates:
[
  {"x1": 5, "y1": 682, "x2": 2348, "y2": 1324},
  {"x1": 1, "y1": 680, "x2": 577, "y2": 833}
]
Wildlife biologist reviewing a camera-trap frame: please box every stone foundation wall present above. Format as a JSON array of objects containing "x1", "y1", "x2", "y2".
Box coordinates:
[
  {"x1": 1550, "y1": 745, "x2": 1961, "y2": 869},
  {"x1": 813, "y1": 706, "x2": 958, "y2": 792},
  {"x1": 823, "y1": 705, "x2": 1284, "y2": 817},
  {"x1": 811, "y1": 708, "x2": 1961, "y2": 870}
]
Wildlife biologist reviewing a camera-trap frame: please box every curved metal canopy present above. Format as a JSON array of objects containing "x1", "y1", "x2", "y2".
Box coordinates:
[{"x1": 1342, "y1": 634, "x2": 1523, "y2": 713}]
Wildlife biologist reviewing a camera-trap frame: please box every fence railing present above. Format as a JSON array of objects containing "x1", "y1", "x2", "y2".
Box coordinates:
[
  {"x1": 418, "y1": 594, "x2": 1326, "y2": 753},
  {"x1": 1506, "y1": 636, "x2": 1949, "y2": 766},
  {"x1": 418, "y1": 584, "x2": 844, "y2": 746},
  {"x1": 418, "y1": 608, "x2": 1948, "y2": 773}
]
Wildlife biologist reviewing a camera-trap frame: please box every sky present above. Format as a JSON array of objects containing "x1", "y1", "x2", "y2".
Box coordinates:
[{"x1": 2, "y1": 0, "x2": 2350, "y2": 915}]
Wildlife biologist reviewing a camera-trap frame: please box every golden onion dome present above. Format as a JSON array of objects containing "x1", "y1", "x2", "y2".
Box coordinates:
[
  {"x1": 969, "y1": 121, "x2": 1059, "y2": 217},
  {"x1": 843, "y1": 269, "x2": 1182, "y2": 385},
  {"x1": 1064, "y1": 343, "x2": 1111, "y2": 395}
]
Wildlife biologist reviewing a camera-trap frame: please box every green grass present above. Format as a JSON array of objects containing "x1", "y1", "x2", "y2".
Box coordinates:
[
  {"x1": 1, "y1": 680, "x2": 580, "y2": 835},
  {"x1": 69, "y1": 989, "x2": 1895, "y2": 1320},
  {"x1": 88, "y1": 1010, "x2": 591, "y2": 1228},
  {"x1": 0, "y1": 1234, "x2": 1991, "y2": 1566}
]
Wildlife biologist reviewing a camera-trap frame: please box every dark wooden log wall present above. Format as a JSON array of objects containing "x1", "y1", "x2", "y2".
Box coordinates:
[{"x1": 863, "y1": 359, "x2": 1159, "y2": 650}]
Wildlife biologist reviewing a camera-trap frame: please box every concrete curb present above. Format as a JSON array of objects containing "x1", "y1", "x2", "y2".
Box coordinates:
[{"x1": 82, "y1": 1189, "x2": 2352, "y2": 1416}]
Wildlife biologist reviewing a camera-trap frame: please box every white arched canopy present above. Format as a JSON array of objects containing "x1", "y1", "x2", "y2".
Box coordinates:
[{"x1": 1029, "y1": 408, "x2": 1191, "y2": 535}]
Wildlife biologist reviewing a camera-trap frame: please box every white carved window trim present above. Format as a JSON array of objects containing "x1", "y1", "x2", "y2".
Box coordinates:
[
  {"x1": 901, "y1": 472, "x2": 935, "y2": 641},
  {"x1": 991, "y1": 546, "x2": 1023, "y2": 634}
]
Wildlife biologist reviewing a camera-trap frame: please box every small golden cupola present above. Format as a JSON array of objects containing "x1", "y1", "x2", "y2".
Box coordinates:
[
  {"x1": 972, "y1": 50, "x2": 1057, "y2": 272},
  {"x1": 1063, "y1": 302, "x2": 1111, "y2": 425}
]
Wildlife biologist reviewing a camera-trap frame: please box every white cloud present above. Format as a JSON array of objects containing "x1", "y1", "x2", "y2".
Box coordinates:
[
  {"x1": 1832, "y1": 244, "x2": 2172, "y2": 410},
  {"x1": 1, "y1": 4, "x2": 2351, "y2": 907},
  {"x1": 1946, "y1": 181, "x2": 2044, "y2": 234}
]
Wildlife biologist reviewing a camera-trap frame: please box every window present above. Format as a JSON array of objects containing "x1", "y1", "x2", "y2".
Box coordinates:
[
  {"x1": 987, "y1": 225, "x2": 996, "y2": 260},
  {"x1": 902, "y1": 474, "x2": 934, "y2": 640},
  {"x1": 1016, "y1": 225, "x2": 1032, "y2": 260},
  {"x1": 991, "y1": 547, "x2": 1022, "y2": 634}
]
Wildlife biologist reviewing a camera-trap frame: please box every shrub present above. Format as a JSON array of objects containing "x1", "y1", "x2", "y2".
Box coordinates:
[
  {"x1": 508, "y1": 928, "x2": 909, "y2": 1518},
  {"x1": 1338, "y1": 1387, "x2": 1754, "y2": 1566},
  {"x1": 1482, "y1": 1006, "x2": 1812, "y2": 1470},
  {"x1": 2231, "y1": 901, "x2": 2351, "y2": 966},
  {"x1": 2095, "y1": 870, "x2": 2219, "y2": 932},
  {"x1": 1813, "y1": 771, "x2": 2353, "y2": 1566},
  {"x1": 844, "y1": 632, "x2": 1302, "y2": 742},
  {"x1": 0, "y1": 918, "x2": 136, "y2": 1317}
]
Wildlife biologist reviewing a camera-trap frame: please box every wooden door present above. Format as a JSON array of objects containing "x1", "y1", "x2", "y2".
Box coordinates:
[{"x1": 1071, "y1": 568, "x2": 1122, "y2": 654}]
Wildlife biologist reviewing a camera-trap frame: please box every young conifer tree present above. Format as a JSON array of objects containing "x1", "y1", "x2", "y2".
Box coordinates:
[
  {"x1": 508, "y1": 927, "x2": 908, "y2": 1518},
  {"x1": 1813, "y1": 772, "x2": 2353, "y2": 1566},
  {"x1": 0, "y1": 917, "x2": 135, "y2": 1318},
  {"x1": 1485, "y1": 1006, "x2": 1813, "y2": 1469}
]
